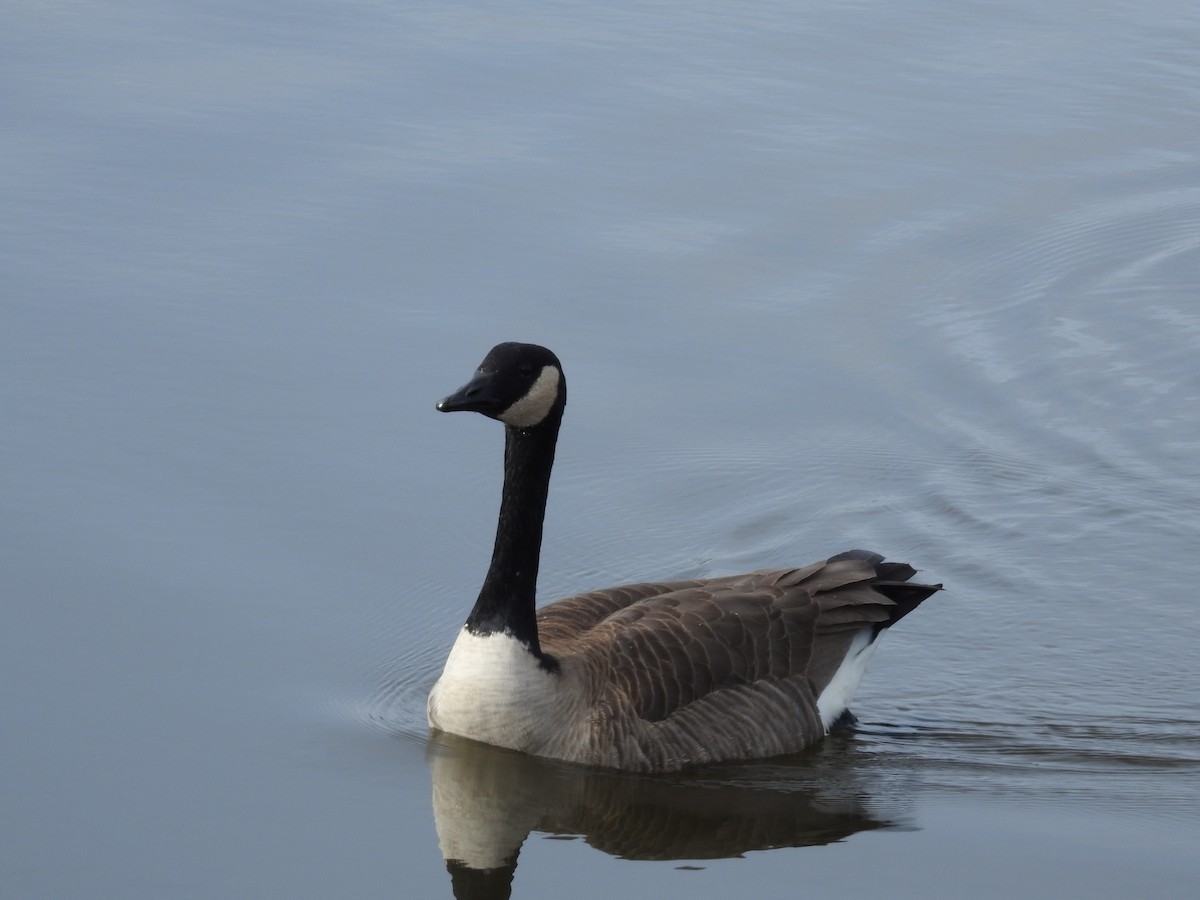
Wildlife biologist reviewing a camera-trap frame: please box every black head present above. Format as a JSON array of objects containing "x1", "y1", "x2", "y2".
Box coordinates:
[{"x1": 437, "y1": 342, "x2": 566, "y2": 428}]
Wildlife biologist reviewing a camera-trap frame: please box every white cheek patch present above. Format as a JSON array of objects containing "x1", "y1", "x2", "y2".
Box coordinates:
[{"x1": 498, "y1": 365, "x2": 560, "y2": 427}]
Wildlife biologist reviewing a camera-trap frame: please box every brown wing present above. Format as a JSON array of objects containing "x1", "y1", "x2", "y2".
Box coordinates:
[
  {"x1": 539, "y1": 552, "x2": 939, "y2": 770},
  {"x1": 594, "y1": 560, "x2": 898, "y2": 716},
  {"x1": 536, "y1": 579, "x2": 707, "y2": 645}
]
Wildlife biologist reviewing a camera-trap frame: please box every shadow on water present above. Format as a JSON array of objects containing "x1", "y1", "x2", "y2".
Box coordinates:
[{"x1": 425, "y1": 731, "x2": 907, "y2": 900}]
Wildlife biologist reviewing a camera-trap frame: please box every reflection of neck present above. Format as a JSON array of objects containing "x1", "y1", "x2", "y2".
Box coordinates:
[
  {"x1": 446, "y1": 856, "x2": 518, "y2": 900},
  {"x1": 465, "y1": 418, "x2": 560, "y2": 663}
]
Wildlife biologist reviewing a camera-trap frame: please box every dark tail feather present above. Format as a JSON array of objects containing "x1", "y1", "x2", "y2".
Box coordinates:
[
  {"x1": 829, "y1": 549, "x2": 916, "y2": 583},
  {"x1": 828, "y1": 548, "x2": 884, "y2": 565},
  {"x1": 827, "y1": 548, "x2": 942, "y2": 632},
  {"x1": 872, "y1": 581, "x2": 942, "y2": 633}
]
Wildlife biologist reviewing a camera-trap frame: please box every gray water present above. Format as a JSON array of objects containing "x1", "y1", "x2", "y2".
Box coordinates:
[{"x1": 4, "y1": 1, "x2": 1199, "y2": 897}]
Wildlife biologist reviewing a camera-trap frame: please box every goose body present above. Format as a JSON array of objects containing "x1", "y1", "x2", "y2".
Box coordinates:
[{"x1": 428, "y1": 342, "x2": 941, "y2": 773}]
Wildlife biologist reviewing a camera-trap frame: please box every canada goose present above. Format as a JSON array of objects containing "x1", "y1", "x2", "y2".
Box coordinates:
[{"x1": 428, "y1": 342, "x2": 941, "y2": 772}]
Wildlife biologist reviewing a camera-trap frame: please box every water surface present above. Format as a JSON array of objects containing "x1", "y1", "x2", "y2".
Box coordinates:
[{"x1": 4, "y1": 1, "x2": 1199, "y2": 897}]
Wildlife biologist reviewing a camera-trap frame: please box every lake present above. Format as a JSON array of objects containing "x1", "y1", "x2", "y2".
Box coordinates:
[{"x1": 3, "y1": 1, "x2": 1199, "y2": 897}]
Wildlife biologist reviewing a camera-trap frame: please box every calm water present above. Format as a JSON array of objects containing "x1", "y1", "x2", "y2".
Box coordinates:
[{"x1": 4, "y1": 1, "x2": 1199, "y2": 897}]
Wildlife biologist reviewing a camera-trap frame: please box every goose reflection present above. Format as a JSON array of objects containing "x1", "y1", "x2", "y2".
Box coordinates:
[{"x1": 428, "y1": 730, "x2": 900, "y2": 899}]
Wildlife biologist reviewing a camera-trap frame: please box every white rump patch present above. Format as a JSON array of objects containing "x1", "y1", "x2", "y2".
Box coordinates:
[
  {"x1": 815, "y1": 628, "x2": 881, "y2": 730},
  {"x1": 498, "y1": 365, "x2": 560, "y2": 427}
]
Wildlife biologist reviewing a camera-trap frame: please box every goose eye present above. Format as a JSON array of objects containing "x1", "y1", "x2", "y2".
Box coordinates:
[{"x1": 518, "y1": 362, "x2": 534, "y2": 375}]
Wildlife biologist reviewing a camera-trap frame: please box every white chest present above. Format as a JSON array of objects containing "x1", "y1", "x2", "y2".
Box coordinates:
[{"x1": 428, "y1": 629, "x2": 566, "y2": 752}]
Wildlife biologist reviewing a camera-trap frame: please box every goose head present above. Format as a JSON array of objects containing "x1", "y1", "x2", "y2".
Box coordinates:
[{"x1": 437, "y1": 342, "x2": 566, "y2": 429}]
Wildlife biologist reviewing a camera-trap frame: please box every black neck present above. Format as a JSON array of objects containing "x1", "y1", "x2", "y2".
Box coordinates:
[{"x1": 465, "y1": 417, "x2": 561, "y2": 668}]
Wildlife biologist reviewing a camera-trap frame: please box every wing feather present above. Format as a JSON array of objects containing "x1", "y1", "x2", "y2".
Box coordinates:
[{"x1": 534, "y1": 552, "x2": 939, "y2": 769}]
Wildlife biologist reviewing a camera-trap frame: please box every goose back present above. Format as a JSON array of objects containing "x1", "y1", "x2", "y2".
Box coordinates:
[{"x1": 532, "y1": 552, "x2": 937, "y2": 771}]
